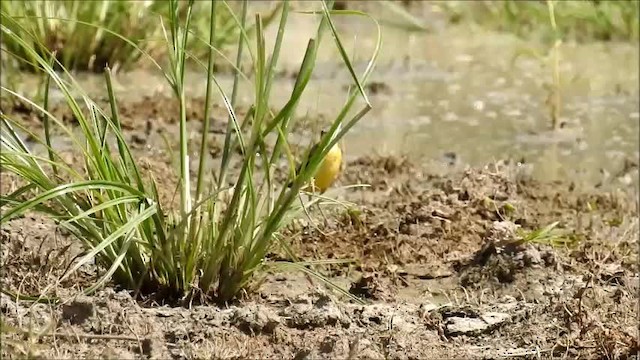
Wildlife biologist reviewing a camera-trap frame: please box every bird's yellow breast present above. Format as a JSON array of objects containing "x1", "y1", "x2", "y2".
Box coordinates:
[{"x1": 310, "y1": 144, "x2": 342, "y2": 193}]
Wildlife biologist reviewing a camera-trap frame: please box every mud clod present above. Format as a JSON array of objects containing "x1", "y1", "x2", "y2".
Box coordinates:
[
  {"x1": 61, "y1": 296, "x2": 95, "y2": 325},
  {"x1": 349, "y1": 273, "x2": 395, "y2": 301},
  {"x1": 319, "y1": 335, "x2": 339, "y2": 353},
  {"x1": 280, "y1": 300, "x2": 349, "y2": 330},
  {"x1": 231, "y1": 305, "x2": 281, "y2": 334}
]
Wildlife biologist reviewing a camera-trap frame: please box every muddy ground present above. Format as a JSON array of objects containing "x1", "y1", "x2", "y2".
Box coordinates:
[{"x1": 1, "y1": 95, "x2": 638, "y2": 359}]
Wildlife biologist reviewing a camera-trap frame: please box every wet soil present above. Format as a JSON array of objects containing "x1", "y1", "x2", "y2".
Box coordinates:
[{"x1": 1, "y1": 94, "x2": 638, "y2": 359}]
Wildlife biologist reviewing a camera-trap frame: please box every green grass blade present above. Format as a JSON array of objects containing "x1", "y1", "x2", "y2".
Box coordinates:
[
  {"x1": 60, "y1": 195, "x2": 141, "y2": 226},
  {"x1": 1, "y1": 180, "x2": 149, "y2": 222},
  {"x1": 57, "y1": 204, "x2": 157, "y2": 286},
  {"x1": 217, "y1": 0, "x2": 249, "y2": 189},
  {"x1": 41, "y1": 50, "x2": 58, "y2": 177},
  {"x1": 195, "y1": 0, "x2": 218, "y2": 202}
]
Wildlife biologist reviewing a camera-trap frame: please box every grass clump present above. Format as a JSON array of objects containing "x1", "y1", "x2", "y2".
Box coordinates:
[
  {"x1": 0, "y1": 0, "x2": 379, "y2": 304},
  {"x1": 0, "y1": 0, "x2": 271, "y2": 72},
  {"x1": 2, "y1": 0, "x2": 165, "y2": 72},
  {"x1": 438, "y1": 0, "x2": 639, "y2": 43}
]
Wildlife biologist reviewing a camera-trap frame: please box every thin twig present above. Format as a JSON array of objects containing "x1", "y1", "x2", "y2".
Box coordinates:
[{"x1": 44, "y1": 332, "x2": 144, "y2": 342}]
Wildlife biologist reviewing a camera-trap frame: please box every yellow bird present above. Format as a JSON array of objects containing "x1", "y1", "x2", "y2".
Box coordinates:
[{"x1": 290, "y1": 130, "x2": 343, "y2": 193}]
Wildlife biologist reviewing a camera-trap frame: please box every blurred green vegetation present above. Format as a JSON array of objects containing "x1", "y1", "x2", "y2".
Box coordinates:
[
  {"x1": 0, "y1": 0, "x2": 277, "y2": 72},
  {"x1": 3, "y1": 0, "x2": 634, "y2": 75},
  {"x1": 438, "y1": 0, "x2": 639, "y2": 43}
]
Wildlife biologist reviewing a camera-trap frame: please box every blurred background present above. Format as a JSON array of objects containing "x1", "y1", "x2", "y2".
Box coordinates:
[{"x1": 2, "y1": 0, "x2": 638, "y2": 189}]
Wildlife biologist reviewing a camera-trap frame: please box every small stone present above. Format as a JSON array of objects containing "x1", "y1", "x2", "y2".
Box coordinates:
[
  {"x1": 495, "y1": 296, "x2": 519, "y2": 312},
  {"x1": 445, "y1": 317, "x2": 487, "y2": 336},
  {"x1": 419, "y1": 302, "x2": 441, "y2": 314},
  {"x1": 481, "y1": 312, "x2": 510, "y2": 326},
  {"x1": 445, "y1": 312, "x2": 510, "y2": 336}
]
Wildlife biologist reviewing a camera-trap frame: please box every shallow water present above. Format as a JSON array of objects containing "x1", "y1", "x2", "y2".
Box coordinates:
[
  {"x1": 11, "y1": 4, "x2": 639, "y2": 190},
  {"x1": 272, "y1": 7, "x2": 639, "y2": 190}
]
